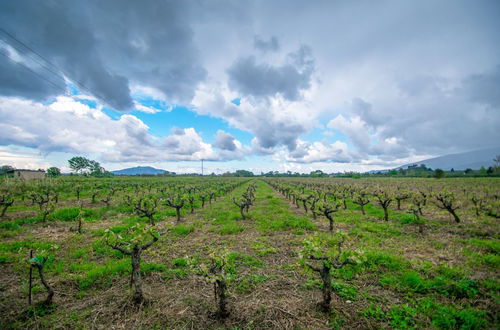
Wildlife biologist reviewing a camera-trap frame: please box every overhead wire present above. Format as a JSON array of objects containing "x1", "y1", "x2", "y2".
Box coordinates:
[
  {"x1": 0, "y1": 49, "x2": 67, "y2": 91},
  {"x1": 0, "y1": 27, "x2": 115, "y2": 107},
  {"x1": 0, "y1": 27, "x2": 67, "y2": 85}
]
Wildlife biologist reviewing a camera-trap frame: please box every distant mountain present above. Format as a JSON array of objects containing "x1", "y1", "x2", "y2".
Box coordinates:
[
  {"x1": 399, "y1": 147, "x2": 500, "y2": 171},
  {"x1": 111, "y1": 166, "x2": 169, "y2": 176}
]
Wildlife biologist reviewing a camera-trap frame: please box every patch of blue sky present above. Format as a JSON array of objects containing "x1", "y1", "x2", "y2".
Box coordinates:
[
  {"x1": 42, "y1": 97, "x2": 59, "y2": 106},
  {"x1": 67, "y1": 83, "x2": 80, "y2": 95},
  {"x1": 76, "y1": 98, "x2": 98, "y2": 109},
  {"x1": 68, "y1": 88, "x2": 253, "y2": 145},
  {"x1": 101, "y1": 107, "x2": 121, "y2": 120},
  {"x1": 135, "y1": 95, "x2": 172, "y2": 112},
  {"x1": 231, "y1": 98, "x2": 241, "y2": 106},
  {"x1": 130, "y1": 105, "x2": 254, "y2": 144}
]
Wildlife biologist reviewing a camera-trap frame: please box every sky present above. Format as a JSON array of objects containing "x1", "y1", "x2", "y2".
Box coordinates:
[{"x1": 0, "y1": 0, "x2": 499, "y2": 174}]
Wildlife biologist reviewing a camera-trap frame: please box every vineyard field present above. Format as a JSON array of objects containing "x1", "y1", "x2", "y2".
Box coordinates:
[{"x1": 0, "y1": 176, "x2": 498, "y2": 329}]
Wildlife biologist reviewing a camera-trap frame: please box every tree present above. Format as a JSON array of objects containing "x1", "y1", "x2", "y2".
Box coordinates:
[
  {"x1": 319, "y1": 201, "x2": 341, "y2": 232},
  {"x1": 408, "y1": 203, "x2": 426, "y2": 234},
  {"x1": 374, "y1": 189, "x2": 394, "y2": 221},
  {"x1": 352, "y1": 191, "x2": 370, "y2": 215},
  {"x1": 310, "y1": 170, "x2": 326, "y2": 178},
  {"x1": 0, "y1": 191, "x2": 14, "y2": 218},
  {"x1": 28, "y1": 252, "x2": 54, "y2": 306},
  {"x1": 394, "y1": 188, "x2": 410, "y2": 210},
  {"x1": 193, "y1": 249, "x2": 235, "y2": 319},
  {"x1": 435, "y1": 190, "x2": 461, "y2": 223},
  {"x1": 433, "y1": 168, "x2": 445, "y2": 179},
  {"x1": 163, "y1": 194, "x2": 185, "y2": 223},
  {"x1": 234, "y1": 169, "x2": 254, "y2": 177},
  {"x1": 125, "y1": 194, "x2": 159, "y2": 225},
  {"x1": 232, "y1": 186, "x2": 256, "y2": 220},
  {"x1": 494, "y1": 155, "x2": 500, "y2": 168},
  {"x1": 88, "y1": 160, "x2": 104, "y2": 176},
  {"x1": 70, "y1": 205, "x2": 85, "y2": 234},
  {"x1": 299, "y1": 233, "x2": 361, "y2": 312},
  {"x1": 308, "y1": 195, "x2": 321, "y2": 219},
  {"x1": 68, "y1": 157, "x2": 90, "y2": 174},
  {"x1": 0, "y1": 165, "x2": 14, "y2": 175},
  {"x1": 68, "y1": 157, "x2": 107, "y2": 176},
  {"x1": 232, "y1": 195, "x2": 251, "y2": 219},
  {"x1": 46, "y1": 167, "x2": 61, "y2": 178},
  {"x1": 39, "y1": 201, "x2": 55, "y2": 222},
  {"x1": 105, "y1": 224, "x2": 159, "y2": 304}
]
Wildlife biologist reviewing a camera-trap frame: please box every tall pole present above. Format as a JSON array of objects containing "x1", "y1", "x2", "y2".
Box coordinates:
[{"x1": 201, "y1": 159, "x2": 204, "y2": 176}]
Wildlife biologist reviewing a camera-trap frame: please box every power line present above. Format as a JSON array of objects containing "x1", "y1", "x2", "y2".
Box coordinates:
[
  {"x1": 0, "y1": 27, "x2": 67, "y2": 85},
  {"x1": 0, "y1": 50, "x2": 66, "y2": 91},
  {"x1": 0, "y1": 27, "x2": 117, "y2": 108}
]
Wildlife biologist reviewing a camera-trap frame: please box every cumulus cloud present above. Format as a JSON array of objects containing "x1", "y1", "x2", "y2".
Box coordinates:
[
  {"x1": 192, "y1": 84, "x2": 314, "y2": 152},
  {"x1": 133, "y1": 101, "x2": 161, "y2": 114},
  {"x1": 283, "y1": 140, "x2": 356, "y2": 163},
  {"x1": 328, "y1": 65, "x2": 500, "y2": 161},
  {"x1": 0, "y1": 97, "x2": 246, "y2": 162},
  {"x1": 213, "y1": 130, "x2": 237, "y2": 151},
  {"x1": 327, "y1": 114, "x2": 371, "y2": 153}
]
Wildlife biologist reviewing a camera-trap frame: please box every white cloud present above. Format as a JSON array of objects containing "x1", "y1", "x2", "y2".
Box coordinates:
[
  {"x1": 0, "y1": 147, "x2": 50, "y2": 170},
  {"x1": 133, "y1": 101, "x2": 161, "y2": 114},
  {"x1": 192, "y1": 82, "x2": 316, "y2": 152},
  {"x1": 283, "y1": 140, "x2": 355, "y2": 163},
  {"x1": 327, "y1": 115, "x2": 371, "y2": 153},
  {"x1": 0, "y1": 96, "x2": 246, "y2": 163}
]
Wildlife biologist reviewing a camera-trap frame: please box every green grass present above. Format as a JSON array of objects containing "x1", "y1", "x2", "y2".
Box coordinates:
[
  {"x1": 253, "y1": 181, "x2": 316, "y2": 232},
  {"x1": 236, "y1": 274, "x2": 269, "y2": 293},
  {"x1": 200, "y1": 180, "x2": 315, "y2": 234},
  {"x1": 0, "y1": 177, "x2": 497, "y2": 329},
  {"x1": 215, "y1": 222, "x2": 245, "y2": 235},
  {"x1": 252, "y1": 241, "x2": 277, "y2": 256},
  {"x1": 228, "y1": 251, "x2": 265, "y2": 268},
  {"x1": 76, "y1": 259, "x2": 129, "y2": 289},
  {"x1": 171, "y1": 224, "x2": 195, "y2": 236},
  {"x1": 49, "y1": 207, "x2": 81, "y2": 221},
  {"x1": 361, "y1": 298, "x2": 487, "y2": 330}
]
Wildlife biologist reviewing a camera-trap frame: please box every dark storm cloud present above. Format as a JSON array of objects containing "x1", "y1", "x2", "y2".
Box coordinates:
[
  {"x1": 226, "y1": 46, "x2": 314, "y2": 101},
  {"x1": 0, "y1": 50, "x2": 65, "y2": 101},
  {"x1": 462, "y1": 65, "x2": 500, "y2": 108},
  {"x1": 254, "y1": 36, "x2": 280, "y2": 52},
  {"x1": 0, "y1": 0, "x2": 206, "y2": 110}
]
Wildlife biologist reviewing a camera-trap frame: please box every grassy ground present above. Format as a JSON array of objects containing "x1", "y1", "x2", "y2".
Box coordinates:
[{"x1": 0, "y1": 179, "x2": 498, "y2": 329}]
